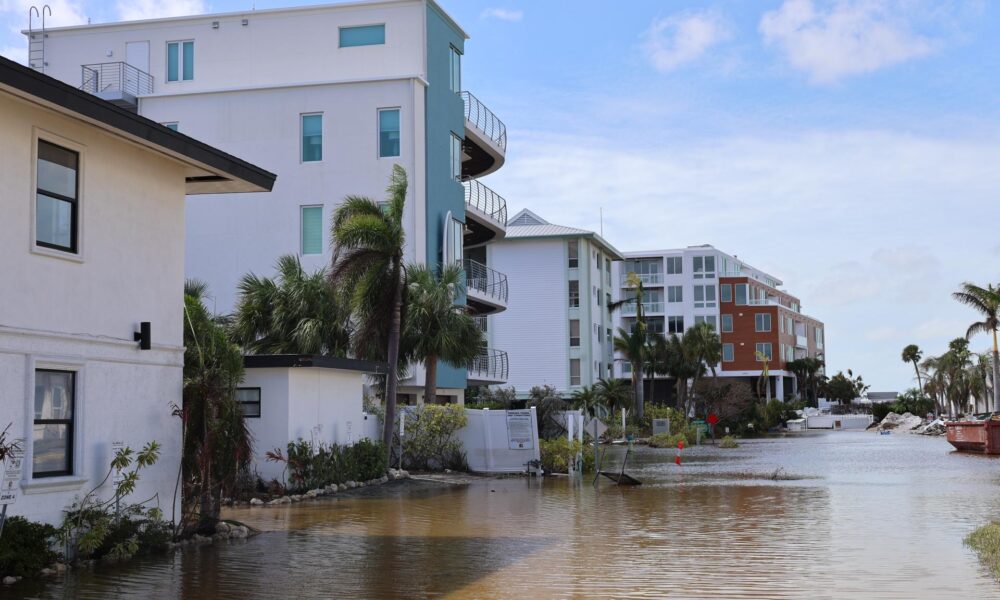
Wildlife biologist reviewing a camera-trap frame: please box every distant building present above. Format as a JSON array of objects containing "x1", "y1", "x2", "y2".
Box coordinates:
[
  {"x1": 863, "y1": 392, "x2": 900, "y2": 404},
  {"x1": 487, "y1": 210, "x2": 624, "y2": 398},
  {"x1": 0, "y1": 56, "x2": 273, "y2": 524},
  {"x1": 613, "y1": 245, "x2": 825, "y2": 402}
]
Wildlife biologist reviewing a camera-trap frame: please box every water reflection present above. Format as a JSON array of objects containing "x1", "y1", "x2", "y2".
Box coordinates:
[{"x1": 12, "y1": 432, "x2": 1000, "y2": 599}]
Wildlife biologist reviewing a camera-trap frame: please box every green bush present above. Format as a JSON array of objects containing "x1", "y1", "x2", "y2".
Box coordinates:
[
  {"x1": 539, "y1": 438, "x2": 594, "y2": 473},
  {"x1": 603, "y1": 422, "x2": 641, "y2": 441},
  {"x1": 648, "y1": 432, "x2": 689, "y2": 448},
  {"x1": 719, "y1": 435, "x2": 739, "y2": 449},
  {"x1": 0, "y1": 516, "x2": 60, "y2": 577},
  {"x1": 465, "y1": 400, "x2": 507, "y2": 410},
  {"x1": 967, "y1": 521, "x2": 1000, "y2": 581},
  {"x1": 345, "y1": 438, "x2": 388, "y2": 481},
  {"x1": 267, "y1": 438, "x2": 388, "y2": 493},
  {"x1": 399, "y1": 405, "x2": 468, "y2": 471},
  {"x1": 641, "y1": 405, "x2": 686, "y2": 436}
]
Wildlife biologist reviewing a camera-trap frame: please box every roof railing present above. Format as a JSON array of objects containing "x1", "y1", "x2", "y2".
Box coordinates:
[
  {"x1": 81, "y1": 62, "x2": 154, "y2": 97},
  {"x1": 463, "y1": 180, "x2": 507, "y2": 229},
  {"x1": 460, "y1": 91, "x2": 507, "y2": 151}
]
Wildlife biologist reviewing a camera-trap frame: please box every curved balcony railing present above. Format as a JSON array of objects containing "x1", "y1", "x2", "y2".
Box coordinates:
[
  {"x1": 81, "y1": 62, "x2": 154, "y2": 97},
  {"x1": 468, "y1": 348, "x2": 509, "y2": 382},
  {"x1": 460, "y1": 91, "x2": 507, "y2": 151},
  {"x1": 472, "y1": 316, "x2": 488, "y2": 332},
  {"x1": 463, "y1": 180, "x2": 507, "y2": 228},
  {"x1": 464, "y1": 259, "x2": 508, "y2": 305}
]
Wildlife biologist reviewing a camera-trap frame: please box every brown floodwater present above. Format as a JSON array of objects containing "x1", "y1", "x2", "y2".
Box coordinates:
[{"x1": 11, "y1": 431, "x2": 1000, "y2": 599}]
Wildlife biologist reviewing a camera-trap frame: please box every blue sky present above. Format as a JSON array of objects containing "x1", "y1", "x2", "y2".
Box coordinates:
[{"x1": 3, "y1": 0, "x2": 999, "y2": 392}]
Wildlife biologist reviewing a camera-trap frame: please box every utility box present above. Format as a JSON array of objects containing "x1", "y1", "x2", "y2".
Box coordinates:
[{"x1": 652, "y1": 418, "x2": 670, "y2": 435}]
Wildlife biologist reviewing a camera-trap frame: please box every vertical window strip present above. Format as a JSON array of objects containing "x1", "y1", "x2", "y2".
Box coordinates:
[
  {"x1": 167, "y1": 42, "x2": 179, "y2": 81},
  {"x1": 378, "y1": 109, "x2": 400, "y2": 158},
  {"x1": 301, "y1": 206, "x2": 322, "y2": 255},
  {"x1": 302, "y1": 114, "x2": 323, "y2": 162},
  {"x1": 182, "y1": 41, "x2": 194, "y2": 80}
]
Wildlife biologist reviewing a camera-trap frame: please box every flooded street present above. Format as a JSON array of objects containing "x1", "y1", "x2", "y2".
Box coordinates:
[{"x1": 13, "y1": 432, "x2": 1000, "y2": 599}]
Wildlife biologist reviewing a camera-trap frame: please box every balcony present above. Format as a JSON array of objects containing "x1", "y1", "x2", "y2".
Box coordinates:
[
  {"x1": 620, "y1": 272, "x2": 664, "y2": 287},
  {"x1": 460, "y1": 91, "x2": 506, "y2": 179},
  {"x1": 621, "y1": 301, "x2": 664, "y2": 316},
  {"x1": 81, "y1": 62, "x2": 153, "y2": 112},
  {"x1": 463, "y1": 180, "x2": 507, "y2": 248},
  {"x1": 464, "y1": 259, "x2": 508, "y2": 315},
  {"x1": 467, "y1": 348, "x2": 509, "y2": 385}
]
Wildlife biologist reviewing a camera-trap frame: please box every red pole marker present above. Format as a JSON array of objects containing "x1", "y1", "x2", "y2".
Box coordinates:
[{"x1": 675, "y1": 440, "x2": 684, "y2": 465}]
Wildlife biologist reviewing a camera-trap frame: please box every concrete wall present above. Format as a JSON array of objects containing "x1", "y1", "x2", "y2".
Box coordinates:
[{"x1": 0, "y1": 92, "x2": 185, "y2": 525}]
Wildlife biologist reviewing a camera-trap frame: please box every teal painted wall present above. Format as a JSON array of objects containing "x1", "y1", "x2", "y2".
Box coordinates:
[{"x1": 425, "y1": 3, "x2": 467, "y2": 391}]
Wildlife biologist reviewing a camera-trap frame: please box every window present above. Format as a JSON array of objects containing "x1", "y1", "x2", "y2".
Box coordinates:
[
  {"x1": 756, "y1": 343, "x2": 773, "y2": 361},
  {"x1": 755, "y1": 313, "x2": 772, "y2": 332},
  {"x1": 596, "y1": 288, "x2": 601, "y2": 306},
  {"x1": 446, "y1": 217, "x2": 463, "y2": 265},
  {"x1": 668, "y1": 315, "x2": 684, "y2": 334},
  {"x1": 721, "y1": 314, "x2": 733, "y2": 333},
  {"x1": 667, "y1": 286, "x2": 683, "y2": 303},
  {"x1": 597, "y1": 327, "x2": 603, "y2": 342},
  {"x1": 450, "y1": 133, "x2": 462, "y2": 180},
  {"x1": 569, "y1": 320, "x2": 580, "y2": 346},
  {"x1": 605, "y1": 258, "x2": 611, "y2": 285},
  {"x1": 569, "y1": 280, "x2": 580, "y2": 308},
  {"x1": 780, "y1": 315, "x2": 785, "y2": 334},
  {"x1": 666, "y1": 256, "x2": 682, "y2": 274},
  {"x1": 166, "y1": 41, "x2": 194, "y2": 82},
  {"x1": 693, "y1": 255, "x2": 716, "y2": 279},
  {"x1": 568, "y1": 239, "x2": 579, "y2": 268},
  {"x1": 162, "y1": 122, "x2": 179, "y2": 131},
  {"x1": 694, "y1": 285, "x2": 716, "y2": 308},
  {"x1": 606, "y1": 292, "x2": 612, "y2": 308},
  {"x1": 35, "y1": 140, "x2": 80, "y2": 254},
  {"x1": 339, "y1": 24, "x2": 385, "y2": 47},
  {"x1": 301, "y1": 114, "x2": 323, "y2": 162},
  {"x1": 720, "y1": 284, "x2": 732, "y2": 303},
  {"x1": 735, "y1": 283, "x2": 748, "y2": 306},
  {"x1": 695, "y1": 315, "x2": 717, "y2": 330},
  {"x1": 236, "y1": 388, "x2": 261, "y2": 418},
  {"x1": 449, "y1": 45, "x2": 462, "y2": 92},
  {"x1": 787, "y1": 316, "x2": 794, "y2": 334},
  {"x1": 722, "y1": 343, "x2": 734, "y2": 362},
  {"x1": 300, "y1": 206, "x2": 322, "y2": 255},
  {"x1": 378, "y1": 108, "x2": 400, "y2": 158},
  {"x1": 570, "y1": 359, "x2": 581, "y2": 386},
  {"x1": 33, "y1": 370, "x2": 75, "y2": 478}
]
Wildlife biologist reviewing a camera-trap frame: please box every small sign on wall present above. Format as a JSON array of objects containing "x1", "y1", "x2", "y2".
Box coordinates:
[
  {"x1": 111, "y1": 441, "x2": 126, "y2": 485},
  {"x1": 506, "y1": 410, "x2": 534, "y2": 450},
  {"x1": 1, "y1": 439, "x2": 25, "y2": 506}
]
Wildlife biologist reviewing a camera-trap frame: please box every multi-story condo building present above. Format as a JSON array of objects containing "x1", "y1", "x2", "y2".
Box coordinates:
[
  {"x1": 613, "y1": 245, "x2": 825, "y2": 402},
  {"x1": 488, "y1": 210, "x2": 624, "y2": 398},
  {"x1": 32, "y1": 0, "x2": 510, "y2": 404}
]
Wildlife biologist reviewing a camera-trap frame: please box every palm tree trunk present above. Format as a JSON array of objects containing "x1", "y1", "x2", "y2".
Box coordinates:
[
  {"x1": 382, "y1": 262, "x2": 403, "y2": 462},
  {"x1": 424, "y1": 354, "x2": 438, "y2": 405},
  {"x1": 913, "y1": 361, "x2": 923, "y2": 395},
  {"x1": 992, "y1": 330, "x2": 999, "y2": 412}
]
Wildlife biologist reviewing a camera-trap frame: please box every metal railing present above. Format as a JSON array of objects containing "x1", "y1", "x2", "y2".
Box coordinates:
[
  {"x1": 621, "y1": 301, "x2": 664, "y2": 316},
  {"x1": 464, "y1": 259, "x2": 508, "y2": 304},
  {"x1": 468, "y1": 348, "x2": 509, "y2": 381},
  {"x1": 463, "y1": 180, "x2": 508, "y2": 227},
  {"x1": 460, "y1": 91, "x2": 507, "y2": 151},
  {"x1": 81, "y1": 62, "x2": 154, "y2": 98},
  {"x1": 620, "y1": 272, "x2": 663, "y2": 286},
  {"x1": 473, "y1": 316, "x2": 488, "y2": 332}
]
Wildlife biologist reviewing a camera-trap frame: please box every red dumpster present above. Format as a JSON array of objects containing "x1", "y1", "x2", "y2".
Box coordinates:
[{"x1": 946, "y1": 416, "x2": 1000, "y2": 454}]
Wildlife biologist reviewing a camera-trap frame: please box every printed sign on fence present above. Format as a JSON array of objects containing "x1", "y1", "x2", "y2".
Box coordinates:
[
  {"x1": 1, "y1": 439, "x2": 25, "y2": 506},
  {"x1": 506, "y1": 410, "x2": 534, "y2": 450}
]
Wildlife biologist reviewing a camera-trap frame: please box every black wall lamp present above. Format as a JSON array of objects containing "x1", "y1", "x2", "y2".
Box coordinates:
[{"x1": 134, "y1": 322, "x2": 151, "y2": 350}]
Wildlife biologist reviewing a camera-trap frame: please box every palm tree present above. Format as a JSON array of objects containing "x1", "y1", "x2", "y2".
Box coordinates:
[
  {"x1": 571, "y1": 385, "x2": 603, "y2": 419},
  {"x1": 644, "y1": 332, "x2": 669, "y2": 405},
  {"x1": 686, "y1": 321, "x2": 722, "y2": 389},
  {"x1": 901, "y1": 344, "x2": 924, "y2": 394},
  {"x1": 665, "y1": 333, "x2": 702, "y2": 416},
  {"x1": 329, "y1": 165, "x2": 408, "y2": 456},
  {"x1": 613, "y1": 325, "x2": 644, "y2": 415},
  {"x1": 609, "y1": 272, "x2": 647, "y2": 419},
  {"x1": 403, "y1": 263, "x2": 484, "y2": 404},
  {"x1": 595, "y1": 377, "x2": 632, "y2": 415},
  {"x1": 231, "y1": 254, "x2": 351, "y2": 356},
  {"x1": 952, "y1": 282, "x2": 1000, "y2": 412}
]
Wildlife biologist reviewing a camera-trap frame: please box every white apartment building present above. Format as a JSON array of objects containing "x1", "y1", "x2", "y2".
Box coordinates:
[
  {"x1": 613, "y1": 245, "x2": 825, "y2": 403},
  {"x1": 0, "y1": 56, "x2": 274, "y2": 524},
  {"x1": 32, "y1": 0, "x2": 510, "y2": 403},
  {"x1": 488, "y1": 210, "x2": 624, "y2": 398}
]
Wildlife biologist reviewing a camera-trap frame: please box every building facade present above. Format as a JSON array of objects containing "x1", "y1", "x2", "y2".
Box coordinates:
[
  {"x1": 0, "y1": 56, "x2": 273, "y2": 524},
  {"x1": 33, "y1": 0, "x2": 509, "y2": 404},
  {"x1": 613, "y1": 245, "x2": 825, "y2": 402},
  {"x1": 488, "y1": 210, "x2": 624, "y2": 398}
]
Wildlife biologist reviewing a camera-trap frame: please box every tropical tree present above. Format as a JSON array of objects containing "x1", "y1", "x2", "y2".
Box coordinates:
[
  {"x1": 329, "y1": 164, "x2": 409, "y2": 457},
  {"x1": 571, "y1": 385, "x2": 603, "y2": 419},
  {"x1": 180, "y1": 283, "x2": 252, "y2": 530},
  {"x1": 952, "y1": 282, "x2": 1000, "y2": 412},
  {"x1": 644, "y1": 332, "x2": 669, "y2": 405},
  {"x1": 612, "y1": 325, "x2": 644, "y2": 414},
  {"x1": 786, "y1": 356, "x2": 825, "y2": 406},
  {"x1": 403, "y1": 263, "x2": 484, "y2": 404},
  {"x1": 609, "y1": 272, "x2": 650, "y2": 418},
  {"x1": 901, "y1": 344, "x2": 924, "y2": 394},
  {"x1": 595, "y1": 377, "x2": 632, "y2": 415},
  {"x1": 231, "y1": 254, "x2": 351, "y2": 356},
  {"x1": 665, "y1": 333, "x2": 703, "y2": 416},
  {"x1": 822, "y1": 369, "x2": 868, "y2": 405},
  {"x1": 685, "y1": 321, "x2": 722, "y2": 390}
]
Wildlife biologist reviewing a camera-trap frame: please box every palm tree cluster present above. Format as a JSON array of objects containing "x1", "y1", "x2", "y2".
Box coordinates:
[
  {"x1": 570, "y1": 378, "x2": 632, "y2": 420},
  {"x1": 902, "y1": 282, "x2": 999, "y2": 417}
]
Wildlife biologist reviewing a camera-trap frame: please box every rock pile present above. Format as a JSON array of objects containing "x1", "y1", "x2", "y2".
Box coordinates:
[
  {"x1": 247, "y1": 472, "x2": 407, "y2": 507},
  {"x1": 913, "y1": 419, "x2": 946, "y2": 436},
  {"x1": 876, "y1": 412, "x2": 924, "y2": 432}
]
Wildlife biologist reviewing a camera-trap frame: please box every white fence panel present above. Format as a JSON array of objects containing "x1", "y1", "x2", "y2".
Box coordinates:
[{"x1": 459, "y1": 408, "x2": 541, "y2": 473}]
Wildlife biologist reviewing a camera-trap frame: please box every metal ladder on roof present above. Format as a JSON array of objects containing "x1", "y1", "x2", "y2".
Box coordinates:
[{"x1": 28, "y1": 5, "x2": 51, "y2": 72}]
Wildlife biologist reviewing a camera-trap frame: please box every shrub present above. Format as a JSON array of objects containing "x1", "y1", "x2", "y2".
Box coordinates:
[
  {"x1": 648, "y1": 432, "x2": 689, "y2": 448},
  {"x1": 539, "y1": 438, "x2": 593, "y2": 473},
  {"x1": 719, "y1": 435, "x2": 739, "y2": 449},
  {"x1": 603, "y1": 422, "x2": 640, "y2": 441},
  {"x1": 345, "y1": 438, "x2": 388, "y2": 481},
  {"x1": 641, "y1": 405, "x2": 686, "y2": 436},
  {"x1": 967, "y1": 521, "x2": 1000, "y2": 581},
  {"x1": 0, "y1": 517, "x2": 60, "y2": 577},
  {"x1": 465, "y1": 400, "x2": 507, "y2": 410},
  {"x1": 266, "y1": 438, "x2": 388, "y2": 493},
  {"x1": 399, "y1": 405, "x2": 468, "y2": 471}
]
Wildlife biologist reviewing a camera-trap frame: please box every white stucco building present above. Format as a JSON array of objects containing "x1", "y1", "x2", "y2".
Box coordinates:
[
  {"x1": 32, "y1": 0, "x2": 511, "y2": 404},
  {"x1": 487, "y1": 210, "x2": 624, "y2": 398},
  {"x1": 0, "y1": 56, "x2": 274, "y2": 524}
]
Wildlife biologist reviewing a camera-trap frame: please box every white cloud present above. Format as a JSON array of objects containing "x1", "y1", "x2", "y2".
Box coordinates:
[
  {"x1": 759, "y1": 0, "x2": 935, "y2": 84},
  {"x1": 642, "y1": 10, "x2": 731, "y2": 73},
  {"x1": 117, "y1": 0, "x2": 206, "y2": 21},
  {"x1": 480, "y1": 8, "x2": 522, "y2": 23}
]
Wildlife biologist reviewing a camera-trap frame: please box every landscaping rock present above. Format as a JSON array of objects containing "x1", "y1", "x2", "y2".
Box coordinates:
[
  {"x1": 216, "y1": 522, "x2": 231, "y2": 535},
  {"x1": 230, "y1": 525, "x2": 249, "y2": 539},
  {"x1": 876, "y1": 412, "x2": 923, "y2": 432},
  {"x1": 53, "y1": 563, "x2": 67, "y2": 573},
  {"x1": 3, "y1": 576, "x2": 17, "y2": 585},
  {"x1": 39, "y1": 568, "x2": 55, "y2": 576},
  {"x1": 249, "y1": 498, "x2": 264, "y2": 506},
  {"x1": 380, "y1": 475, "x2": 389, "y2": 484}
]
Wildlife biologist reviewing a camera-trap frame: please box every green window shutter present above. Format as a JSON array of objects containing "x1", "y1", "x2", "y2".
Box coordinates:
[
  {"x1": 167, "y1": 42, "x2": 179, "y2": 82},
  {"x1": 301, "y1": 206, "x2": 322, "y2": 255}
]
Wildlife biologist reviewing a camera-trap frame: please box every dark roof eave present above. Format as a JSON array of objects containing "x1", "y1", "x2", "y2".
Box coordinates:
[
  {"x1": 0, "y1": 56, "x2": 275, "y2": 193},
  {"x1": 243, "y1": 354, "x2": 388, "y2": 374}
]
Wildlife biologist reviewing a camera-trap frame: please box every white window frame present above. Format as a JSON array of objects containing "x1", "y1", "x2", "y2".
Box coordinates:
[
  {"x1": 755, "y1": 313, "x2": 772, "y2": 333},
  {"x1": 450, "y1": 133, "x2": 462, "y2": 181},
  {"x1": 30, "y1": 129, "x2": 86, "y2": 263},
  {"x1": 21, "y1": 358, "x2": 88, "y2": 493},
  {"x1": 377, "y1": 107, "x2": 401, "y2": 159},
  {"x1": 756, "y1": 343, "x2": 773, "y2": 361},
  {"x1": 166, "y1": 40, "x2": 194, "y2": 82},
  {"x1": 722, "y1": 343, "x2": 734, "y2": 363},
  {"x1": 300, "y1": 112, "x2": 323, "y2": 164},
  {"x1": 721, "y1": 314, "x2": 733, "y2": 333},
  {"x1": 300, "y1": 204, "x2": 323, "y2": 255}
]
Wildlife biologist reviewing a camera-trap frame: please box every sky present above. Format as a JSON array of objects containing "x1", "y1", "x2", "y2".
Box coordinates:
[{"x1": 3, "y1": 0, "x2": 999, "y2": 392}]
